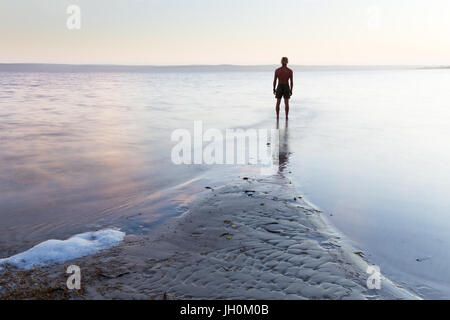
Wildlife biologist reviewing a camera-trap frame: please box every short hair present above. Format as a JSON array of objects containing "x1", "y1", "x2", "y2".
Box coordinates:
[{"x1": 281, "y1": 57, "x2": 289, "y2": 65}]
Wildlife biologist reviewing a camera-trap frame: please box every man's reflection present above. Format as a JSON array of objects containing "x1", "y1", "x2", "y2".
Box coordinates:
[{"x1": 277, "y1": 119, "x2": 290, "y2": 175}]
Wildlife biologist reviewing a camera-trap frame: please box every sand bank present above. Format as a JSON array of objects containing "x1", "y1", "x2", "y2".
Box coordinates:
[{"x1": 0, "y1": 174, "x2": 418, "y2": 299}]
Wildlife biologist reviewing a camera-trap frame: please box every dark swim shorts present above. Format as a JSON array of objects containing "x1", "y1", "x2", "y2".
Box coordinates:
[{"x1": 276, "y1": 84, "x2": 291, "y2": 99}]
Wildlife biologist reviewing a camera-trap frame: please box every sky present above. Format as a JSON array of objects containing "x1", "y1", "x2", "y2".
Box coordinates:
[{"x1": 1, "y1": 0, "x2": 450, "y2": 65}]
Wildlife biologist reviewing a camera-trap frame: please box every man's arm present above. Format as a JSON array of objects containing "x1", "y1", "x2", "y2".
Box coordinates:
[
  {"x1": 273, "y1": 71, "x2": 278, "y2": 94},
  {"x1": 289, "y1": 71, "x2": 294, "y2": 95}
]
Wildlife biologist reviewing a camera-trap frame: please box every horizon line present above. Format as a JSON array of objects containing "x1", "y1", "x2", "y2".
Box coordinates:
[{"x1": 0, "y1": 62, "x2": 448, "y2": 67}]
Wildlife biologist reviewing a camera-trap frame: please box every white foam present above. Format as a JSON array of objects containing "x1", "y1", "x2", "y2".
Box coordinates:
[{"x1": 0, "y1": 229, "x2": 125, "y2": 270}]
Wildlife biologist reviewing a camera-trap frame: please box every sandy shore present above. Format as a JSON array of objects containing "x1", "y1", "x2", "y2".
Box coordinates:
[{"x1": 0, "y1": 174, "x2": 418, "y2": 300}]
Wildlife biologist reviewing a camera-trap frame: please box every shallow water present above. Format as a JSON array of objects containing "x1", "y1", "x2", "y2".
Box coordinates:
[
  {"x1": 0, "y1": 70, "x2": 272, "y2": 255},
  {"x1": 1, "y1": 67, "x2": 449, "y2": 298},
  {"x1": 285, "y1": 68, "x2": 450, "y2": 299}
]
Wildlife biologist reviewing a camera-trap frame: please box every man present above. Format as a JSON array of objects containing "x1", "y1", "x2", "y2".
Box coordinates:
[{"x1": 273, "y1": 57, "x2": 293, "y2": 120}]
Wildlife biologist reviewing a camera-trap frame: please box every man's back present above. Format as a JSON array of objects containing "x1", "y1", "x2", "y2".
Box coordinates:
[
  {"x1": 273, "y1": 57, "x2": 293, "y2": 120},
  {"x1": 275, "y1": 66, "x2": 293, "y2": 84}
]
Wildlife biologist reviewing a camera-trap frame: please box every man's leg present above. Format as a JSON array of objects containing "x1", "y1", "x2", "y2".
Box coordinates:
[
  {"x1": 284, "y1": 98, "x2": 289, "y2": 120},
  {"x1": 276, "y1": 98, "x2": 281, "y2": 120}
]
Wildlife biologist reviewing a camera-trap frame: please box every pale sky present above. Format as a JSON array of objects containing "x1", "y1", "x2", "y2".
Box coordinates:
[{"x1": 1, "y1": 0, "x2": 450, "y2": 65}]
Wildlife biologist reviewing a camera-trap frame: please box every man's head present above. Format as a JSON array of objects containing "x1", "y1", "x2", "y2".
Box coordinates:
[{"x1": 281, "y1": 57, "x2": 289, "y2": 66}]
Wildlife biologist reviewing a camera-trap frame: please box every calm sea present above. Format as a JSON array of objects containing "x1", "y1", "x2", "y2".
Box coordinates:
[{"x1": 1, "y1": 65, "x2": 449, "y2": 298}]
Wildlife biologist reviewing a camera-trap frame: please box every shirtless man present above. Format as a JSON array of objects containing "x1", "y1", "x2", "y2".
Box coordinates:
[{"x1": 273, "y1": 57, "x2": 293, "y2": 120}]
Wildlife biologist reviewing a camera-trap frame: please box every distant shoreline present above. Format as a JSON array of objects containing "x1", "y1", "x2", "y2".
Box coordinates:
[{"x1": 0, "y1": 63, "x2": 447, "y2": 73}]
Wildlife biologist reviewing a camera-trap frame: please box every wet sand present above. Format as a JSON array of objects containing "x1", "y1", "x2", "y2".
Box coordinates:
[{"x1": 0, "y1": 174, "x2": 418, "y2": 300}]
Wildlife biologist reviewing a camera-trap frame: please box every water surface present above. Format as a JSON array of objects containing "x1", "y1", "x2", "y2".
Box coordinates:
[
  {"x1": 0, "y1": 70, "x2": 271, "y2": 255},
  {"x1": 1, "y1": 66, "x2": 450, "y2": 298},
  {"x1": 285, "y1": 68, "x2": 450, "y2": 298}
]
